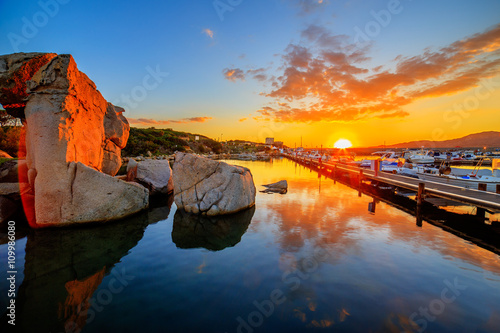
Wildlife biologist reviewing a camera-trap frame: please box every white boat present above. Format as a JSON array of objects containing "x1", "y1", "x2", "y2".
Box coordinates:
[
  {"x1": 360, "y1": 151, "x2": 401, "y2": 168},
  {"x1": 400, "y1": 158, "x2": 500, "y2": 192},
  {"x1": 447, "y1": 151, "x2": 464, "y2": 161},
  {"x1": 431, "y1": 151, "x2": 447, "y2": 162},
  {"x1": 462, "y1": 150, "x2": 478, "y2": 160},
  {"x1": 408, "y1": 149, "x2": 435, "y2": 164}
]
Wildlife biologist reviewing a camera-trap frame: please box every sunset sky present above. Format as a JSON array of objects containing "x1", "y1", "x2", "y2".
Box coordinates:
[{"x1": 1, "y1": 0, "x2": 500, "y2": 147}]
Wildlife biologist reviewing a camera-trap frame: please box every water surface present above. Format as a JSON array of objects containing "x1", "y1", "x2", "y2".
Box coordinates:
[{"x1": 1, "y1": 158, "x2": 500, "y2": 332}]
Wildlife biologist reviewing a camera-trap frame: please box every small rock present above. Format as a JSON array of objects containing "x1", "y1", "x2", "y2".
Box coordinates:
[
  {"x1": 260, "y1": 180, "x2": 288, "y2": 194},
  {"x1": 262, "y1": 180, "x2": 288, "y2": 189}
]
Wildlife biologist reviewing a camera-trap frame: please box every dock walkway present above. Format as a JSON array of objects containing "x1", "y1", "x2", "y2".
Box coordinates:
[{"x1": 284, "y1": 154, "x2": 500, "y2": 213}]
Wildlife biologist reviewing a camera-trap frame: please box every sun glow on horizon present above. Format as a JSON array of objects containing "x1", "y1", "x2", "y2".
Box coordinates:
[{"x1": 334, "y1": 139, "x2": 352, "y2": 149}]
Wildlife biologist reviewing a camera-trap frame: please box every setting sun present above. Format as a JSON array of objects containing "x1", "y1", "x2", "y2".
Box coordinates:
[{"x1": 334, "y1": 139, "x2": 352, "y2": 149}]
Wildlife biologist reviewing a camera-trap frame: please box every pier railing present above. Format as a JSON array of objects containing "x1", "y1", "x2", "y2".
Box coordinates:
[{"x1": 283, "y1": 154, "x2": 500, "y2": 213}]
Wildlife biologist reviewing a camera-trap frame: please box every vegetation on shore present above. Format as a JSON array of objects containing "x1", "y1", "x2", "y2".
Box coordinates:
[
  {"x1": 123, "y1": 127, "x2": 223, "y2": 157},
  {"x1": 0, "y1": 110, "x2": 22, "y2": 158},
  {"x1": 0, "y1": 127, "x2": 21, "y2": 158},
  {"x1": 124, "y1": 128, "x2": 273, "y2": 157}
]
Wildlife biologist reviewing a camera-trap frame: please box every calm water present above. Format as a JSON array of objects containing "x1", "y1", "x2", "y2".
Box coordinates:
[{"x1": 1, "y1": 157, "x2": 500, "y2": 333}]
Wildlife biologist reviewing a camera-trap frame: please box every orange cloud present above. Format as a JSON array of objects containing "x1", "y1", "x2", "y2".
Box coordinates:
[
  {"x1": 222, "y1": 68, "x2": 245, "y2": 82},
  {"x1": 127, "y1": 117, "x2": 212, "y2": 126},
  {"x1": 252, "y1": 23, "x2": 500, "y2": 123},
  {"x1": 202, "y1": 28, "x2": 214, "y2": 39},
  {"x1": 239, "y1": 117, "x2": 248, "y2": 122}
]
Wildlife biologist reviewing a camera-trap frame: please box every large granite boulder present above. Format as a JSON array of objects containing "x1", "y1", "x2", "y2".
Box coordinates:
[
  {"x1": 0, "y1": 53, "x2": 148, "y2": 228},
  {"x1": 173, "y1": 153, "x2": 256, "y2": 216},
  {"x1": 127, "y1": 158, "x2": 174, "y2": 195}
]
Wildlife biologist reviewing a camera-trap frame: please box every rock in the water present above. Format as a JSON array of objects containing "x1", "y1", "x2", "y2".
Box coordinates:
[
  {"x1": 260, "y1": 180, "x2": 288, "y2": 194},
  {"x1": 0, "y1": 182, "x2": 20, "y2": 196},
  {"x1": 173, "y1": 153, "x2": 256, "y2": 216},
  {"x1": 0, "y1": 159, "x2": 21, "y2": 182},
  {"x1": 0, "y1": 53, "x2": 148, "y2": 227},
  {"x1": 127, "y1": 159, "x2": 174, "y2": 195},
  {"x1": 263, "y1": 180, "x2": 287, "y2": 189},
  {"x1": 35, "y1": 162, "x2": 149, "y2": 227}
]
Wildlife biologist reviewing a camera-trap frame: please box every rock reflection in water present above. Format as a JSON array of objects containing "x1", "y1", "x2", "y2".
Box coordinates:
[
  {"x1": 172, "y1": 206, "x2": 254, "y2": 251},
  {"x1": 13, "y1": 199, "x2": 173, "y2": 333}
]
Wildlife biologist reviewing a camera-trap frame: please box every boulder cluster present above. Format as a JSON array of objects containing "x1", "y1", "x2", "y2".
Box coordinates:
[{"x1": 0, "y1": 52, "x2": 256, "y2": 228}]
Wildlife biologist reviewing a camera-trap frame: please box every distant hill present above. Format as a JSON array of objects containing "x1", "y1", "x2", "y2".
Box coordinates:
[
  {"x1": 123, "y1": 127, "x2": 222, "y2": 156},
  {"x1": 372, "y1": 131, "x2": 500, "y2": 149}
]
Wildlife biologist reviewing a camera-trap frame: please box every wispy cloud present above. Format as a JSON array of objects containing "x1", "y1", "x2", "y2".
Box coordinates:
[
  {"x1": 127, "y1": 117, "x2": 212, "y2": 126},
  {"x1": 289, "y1": 0, "x2": 329, "y2": 14},
  {"x1": 223, "y1": 67, "x2": 269, "y2": 82},
  {"x1": 202, "y1": 28, "x2": 214, "y2": 39},
  {"x1": 222, "y1": 68, "x2": 246, "y2": 81},
  {"x1": 239, "y1": 117, "x2": 248, "y2": 122},
  {"x1": 250, "y1": 23, "x2": 500, "y2": 123}
]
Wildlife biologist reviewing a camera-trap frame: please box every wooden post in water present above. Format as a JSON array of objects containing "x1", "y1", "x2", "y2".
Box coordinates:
[
  {"x1": 497, "y1": 184, "x2": 500, "y2": 194},
  {"x1": 417, "y1": 182, "x2": 425, "y2": 206},
  {"x1": 477, "y1": 183, "x2": 487, "y2": 222},
  {"x1": 374, "y1": 159, "x2": 380, "y2": 177},
  {"x1": 416, "y1": 182, "x2": 425, "y2": 227},
  {"x1": 358, "y1": 169, "x2": 363, "y2": 197},
  {"x1": 333, "y1": 164, "x2": 337, "y2": 184}
]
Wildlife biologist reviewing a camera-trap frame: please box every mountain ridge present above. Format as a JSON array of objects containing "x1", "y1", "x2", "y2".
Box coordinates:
[{"x1": 370, "y1": 131, "x2": 500, "y2": 149}]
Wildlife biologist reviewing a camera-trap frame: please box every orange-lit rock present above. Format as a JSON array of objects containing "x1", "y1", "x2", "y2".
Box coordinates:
[
  {"x1": 0, "y1": 52, "x2": 57, "y2": 118},
  {"x1": 102, "y1": 103, "x2": 130, "y2": 175},
  {"x1": 0, "y1": 52, "x2": 148, "y2": 227}
]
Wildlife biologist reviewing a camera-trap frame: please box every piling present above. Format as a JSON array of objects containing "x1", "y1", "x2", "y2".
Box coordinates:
[
  {"x1": 374, "y1": 159, "x2": 380, "y2": 177},
  {"x1": 496, "y1": 184, "x2": 500, "y2": 194},
  {"x1": 477, "y1": 183, "x2": 487, "y2": 222},
  {"x1": 415, "y1": 182, "x2": 425, "y2": 227},
  {"x1": 417, "y1": 183, "x2": 425, "y2": 206}
]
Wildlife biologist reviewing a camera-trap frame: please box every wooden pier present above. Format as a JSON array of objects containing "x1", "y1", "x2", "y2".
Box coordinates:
[{"x1": 284, "y1": 154, "x2": 500, "y2": 215}]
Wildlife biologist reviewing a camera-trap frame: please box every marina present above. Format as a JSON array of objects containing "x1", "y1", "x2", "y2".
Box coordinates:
[{"x1": 283, "y1": 153, "x2": 500, "y2": 222}]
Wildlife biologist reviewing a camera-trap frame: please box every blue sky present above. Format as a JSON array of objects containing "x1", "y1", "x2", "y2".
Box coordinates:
[{"x1": 1, "y1": 0, "x2": 500, "y2": 146}]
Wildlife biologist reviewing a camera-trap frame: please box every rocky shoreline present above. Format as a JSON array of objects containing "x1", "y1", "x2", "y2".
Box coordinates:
[{"x1": 0, "y1": 52, "x2": 256, "y2": 228}]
